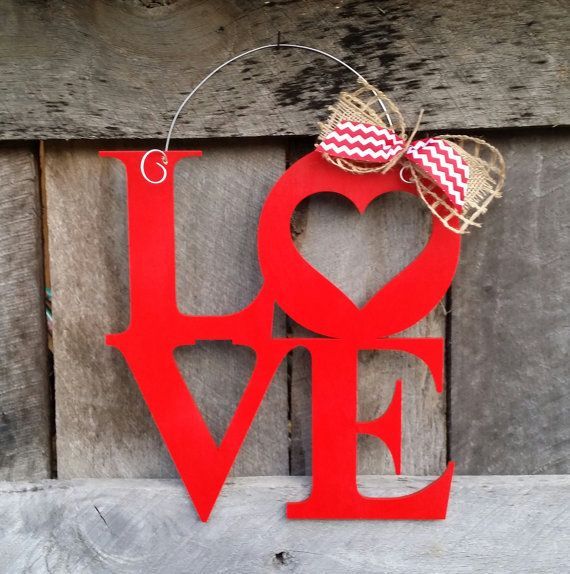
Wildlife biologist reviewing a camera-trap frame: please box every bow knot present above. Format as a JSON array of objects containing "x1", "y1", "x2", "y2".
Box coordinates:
[{"x1": 317, "y1": 121, "x2": 469, "y2": 209}]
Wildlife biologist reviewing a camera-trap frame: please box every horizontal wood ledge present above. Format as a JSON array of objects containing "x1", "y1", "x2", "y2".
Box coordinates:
[
  {"x1": 0, "y1": 476, "x2": 568, "y2": 573},
  {"x1": 0, "y1": 0, "x2": 568, "y2": 140}
]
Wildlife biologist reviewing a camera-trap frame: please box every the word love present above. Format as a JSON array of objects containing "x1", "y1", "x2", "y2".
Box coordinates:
[{"x1": 100, "y1": 149, "x2": 461, "y2": 521}]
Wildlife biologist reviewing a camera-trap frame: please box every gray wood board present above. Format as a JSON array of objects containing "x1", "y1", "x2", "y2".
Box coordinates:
[
  {"x1": 46, "y1": 141, "x2": 288, "y2": 477},
  {"x1": 0, "y1": 475, "x2": 568, "y2": 573},
  {"x1": 0, "y1": 145, "x2": 50, "y2": 480},
  {"x1": 289, "y1": 142, "x2": 446, "y2": 475},
  {"x1": 0, "y1": 0, "x2": 568, "y2": 140},
  {"x1": 451, "y1": 130, "x2": 570, "y2": 473}
]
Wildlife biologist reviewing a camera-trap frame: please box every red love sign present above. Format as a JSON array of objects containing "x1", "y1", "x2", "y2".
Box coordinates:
[{"x1": 100, "y1": 149, "x2": 461, "y2": 521}]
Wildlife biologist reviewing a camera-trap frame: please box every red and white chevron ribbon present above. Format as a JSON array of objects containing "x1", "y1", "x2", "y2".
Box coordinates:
[{"x1": 317, "y1": 120, "x2": 469, "y2": 208}]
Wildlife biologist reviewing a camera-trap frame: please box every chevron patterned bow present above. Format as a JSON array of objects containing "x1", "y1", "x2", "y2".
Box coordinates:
[{"x1": 317, "y1": 120, "x2": 469, "y2": 209}]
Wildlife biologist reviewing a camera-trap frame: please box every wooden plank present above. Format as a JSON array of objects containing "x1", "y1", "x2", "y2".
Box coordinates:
[
  {"x1": 0, "y1": 475, "x2": 567, "y2": 573},
  {"x1": 46, "y1": 141, "x2": 288, "y2": 478},
  {"x1": 290, "y1": 141, "x2": 446, "y2": 474},
  {"x1": 173, "y1": 143, "x2": 288, "y2": 476},
  {"x1": 0, "y1": 145, "x2": 50, "y2": 480},
  {"x1": 0, "y1": 1, "x2": 568, "y2": 141},
  {"x1": 451, "y1": 131, "x2": 570, "y2": 473}
]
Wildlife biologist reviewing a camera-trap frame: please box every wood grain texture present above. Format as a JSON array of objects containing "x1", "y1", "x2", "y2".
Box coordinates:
[
  {"x1": 289, "y1": 142, "x2": 446, "y2": 475},
  {"x1": 0, "y1": 475, "x2": 568, "y2": 573},
  {"x1": 46, "y1": 141, "x2": 288, "y2": 478},
  {"x1": 0, "y1": 145, "x2": 50, "y2": 480},
  {"x1": 0, "y1": 0, "x2": 568, "y2": 141},
  {"x1": 451, "y1": 130, "x2": 570, "y2": 474},
  {"x1": 173, "y1": 143, "x2": 288, "y2": 475}
]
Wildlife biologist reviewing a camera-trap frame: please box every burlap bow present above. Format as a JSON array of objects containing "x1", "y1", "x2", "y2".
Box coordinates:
[{"x1": 316, "y1": 80, "x2": 505, "y2": 234}]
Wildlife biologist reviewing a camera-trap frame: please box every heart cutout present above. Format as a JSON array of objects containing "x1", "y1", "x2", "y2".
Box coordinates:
[
  {"x1": 292, "y1": 192, "x2": 432, "y2": 309},
  {"x1": 258, "y1": 150, "x2": 461, "y2": 338}
]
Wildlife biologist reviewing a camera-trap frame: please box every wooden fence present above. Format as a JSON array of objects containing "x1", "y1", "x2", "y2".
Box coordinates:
[{"x1": 0, "y1": 1, "x2": 568, "y2": 572}]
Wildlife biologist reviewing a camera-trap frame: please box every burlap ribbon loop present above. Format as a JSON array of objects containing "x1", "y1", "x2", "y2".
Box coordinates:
[{"x1": 317, "y1": 80, "x2": 505, "y2": 234}]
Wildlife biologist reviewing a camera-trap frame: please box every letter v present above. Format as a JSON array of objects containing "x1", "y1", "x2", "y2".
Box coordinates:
[{"x1": 108, "y1": 333, "x2": 287, "y2": 521}]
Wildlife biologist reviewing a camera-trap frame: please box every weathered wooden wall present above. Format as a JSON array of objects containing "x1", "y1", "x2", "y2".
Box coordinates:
[
  {"x1": 0, "y1": 0, "x2": 568, "y2": 140},
  {"x1": 451, "y1": 130, "x2": 570, "y2": 474},
  {"x1": 1, "y1": 0, "x2": 569, "y2": 570},
  {"x1": 0, "y1": 0, "x2": 568, "y2": 528},
  {"x1": 1, "y1": 101, "x2": 569, "y2": 480},
  {"x1": 1, "y1": 476, "x2": 568, "y2": 573},
  {"x1": 34, "y1": 131, "x2": 568, "y2": 478},
  {"x1": 0, "y1": 145, "x2": 51, "y2": 480}
]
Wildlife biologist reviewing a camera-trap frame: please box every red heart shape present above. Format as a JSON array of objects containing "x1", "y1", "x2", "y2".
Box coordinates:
[{"x1": 258, "y1": 151, "x2": 461, "y2": 340}]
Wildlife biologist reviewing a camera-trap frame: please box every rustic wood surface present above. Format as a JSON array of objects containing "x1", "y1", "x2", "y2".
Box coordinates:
[
  {"x1": 289, "y1": 151, "x2": 446, "y2": 475},
  {"x1": 0, "y1": 475, "x2": 567, "y2": 573},
  {"x1": 173, "y1": 142, "x2": 288, "y2": 475},
  {"x1": 42, "y1": 134, "x2": 570, "y2": 479},
  {"x1": 46, "y1": 141, "x2": 288, "y2": 477},
  {"x1": 1, "y1": 4, "x2": 568, "y2": 571},
  {"x1": 0, "y1": 145, "x2": 50, "y2": 480},
  {"x1": 451, "y1": 131, "x2": 570, "y2": 473},
  {"x1": 0, "y1": 0, "x2": 568, "y2": 141}
]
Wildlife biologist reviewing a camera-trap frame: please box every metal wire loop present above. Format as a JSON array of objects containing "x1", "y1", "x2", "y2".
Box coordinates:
[
  {"x1": 399, "y1": 165, "x2": 414, "y2": 184},
  {"x1": 141, "y1": 43, "x2": 392, "y2": 183},
  {"x1": 140, "y1": 149, "x2": 168, "y2": 185},
  {"x1": 164, "y1": 43, "x2": 393, "y2": 151}
]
